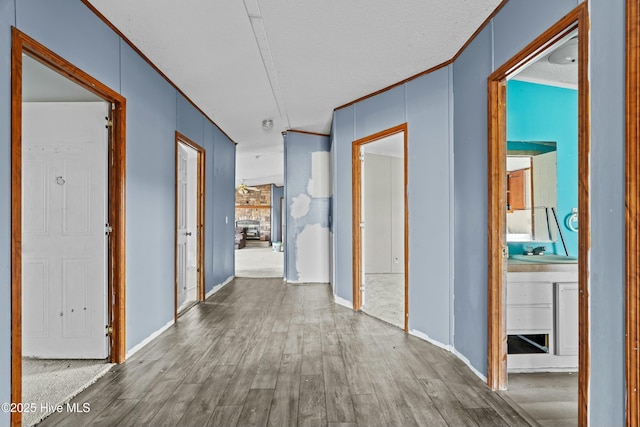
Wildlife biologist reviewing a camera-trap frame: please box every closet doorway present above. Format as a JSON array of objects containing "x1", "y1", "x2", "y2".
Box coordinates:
[
  {"x1": 174, "y1": 132, "x2": 205, "y2": 319},
  {"x1": 352, "y1": 124, "x2": 408, "y2": 331}
]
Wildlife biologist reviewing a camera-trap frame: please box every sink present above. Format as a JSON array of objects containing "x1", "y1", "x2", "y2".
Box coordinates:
[{"x1": 510, "y1": 254, "x2": 578, "y2": 264}]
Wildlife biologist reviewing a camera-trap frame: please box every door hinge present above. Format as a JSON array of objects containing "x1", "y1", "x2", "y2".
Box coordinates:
[
  {"x1": 360, "y1": 222, "x2": 365, "y2": 229},
  {"x1": 105, "y1": 117, "x2": 113, "y2": 128},
  {"x1": 360, "y1": 154, "x2": 365, "y2": 162},
  {"x1": 105, "y1": 223, "x2": 113, "y2": 235},
  {"x1": 105, "y1": 325, "x2": 113, "y2": 336}
]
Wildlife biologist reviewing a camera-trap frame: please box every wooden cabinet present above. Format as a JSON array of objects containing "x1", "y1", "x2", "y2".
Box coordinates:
[{"x1": 507, "y1": 169, "x2": 527, "y2": 211}]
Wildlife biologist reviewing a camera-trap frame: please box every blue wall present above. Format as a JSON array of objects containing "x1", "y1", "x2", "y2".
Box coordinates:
[
  {"x1": 333, "y1": 0, "x2": 627, "y2": 423},
  {"x1": 456, "y1": 0, "x2": 625, "y2": 424},
  {"x1": 589, "y1": 0, "x2": 626, "y2": 423},
  {"x1": 0, "y1": 1, "x2": 236, "y2": 422},
  {"x1": 0, "y1": 1, "x2": 14, "y2": 422},
  {"x1": 283, "y1": 132, "x2": 331, "y2": 282},
  {"x1": 507, "y1": 80, "x2": 578, "y2": 256},
  {"x1": 271, "y1": 185, "x2": 284, "y2": 243},
  {"x1": 331, "y1": 66, "x2": 454, "y2": 345}
]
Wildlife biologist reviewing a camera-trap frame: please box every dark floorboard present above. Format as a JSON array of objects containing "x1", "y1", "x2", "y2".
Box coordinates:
[{"x1": 36, "y1": 278, "x2": 533, "y2": 427}]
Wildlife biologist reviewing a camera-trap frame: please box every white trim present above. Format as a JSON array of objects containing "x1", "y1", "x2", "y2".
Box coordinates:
[
  {"x1": 409, "y1": 329, "x2": 452, "y2": 352},
  {"x1": 511, "y1": 75, "x2": 578, "y2": 90},
  {"x1": 287, "y1": 280, "x2": 330, "y2": 285},
  {"x1": 125, "y1": 319, "x2": 174, "y2": 359},
  {"x1": 454, "y1": 349, "x2": 488, "y2": 383},
  {"x1": 408, "y1": 329, "x2": 488, "y2": 383},
  {"x1": 206, "y1": 275, "x2": 234, "y2": 299},
  {"x1": 333, "y1": 294, "x2": 353, "y2": 309}
]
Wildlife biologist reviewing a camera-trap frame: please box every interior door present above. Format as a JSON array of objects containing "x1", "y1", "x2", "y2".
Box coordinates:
[
  {"x1": 176, "y1": 143, "x2": 189, "y2": 310},
  {"x1": 22, "y1": 102, "x2": 109, "y2": 359}
]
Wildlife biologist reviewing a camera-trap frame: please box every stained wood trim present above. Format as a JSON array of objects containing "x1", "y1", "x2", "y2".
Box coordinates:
[
  {"x1": 486, "y1": 4, "x2": 589, "y2": 426},
  {"x1": 10, "y1": 27, "x2": 22, "y2": 427},
  {"x1": 627, "y1": 0, "x2": 640, "y2": 424},
  {"x1": 576, "y1": 8, "x2": 590, "y2": 426},
  {"x1": 79, "y1": 0, "x2": 236, "y2": 146},
  {"x1": 174, "y1": 132, "x2": 207, "y2": 321},
  {"x1": 487, "y1": 79, "x2": 508, "y2": 390},
  {"x1": 335, "y1": 1, "x2": 509, "y2": 112},
  {"x1": 284, "y1": 129, "x2": 331, "y2": 137},
  {"x1": 449, "y1": 0, "x2": 509, "y2": 64},
  {"x1": 11, "y1": 28, "x2": 127, "y2": 427},
  {"x1": 352, "y1": 123, "x2": 409, "y2": 332}
]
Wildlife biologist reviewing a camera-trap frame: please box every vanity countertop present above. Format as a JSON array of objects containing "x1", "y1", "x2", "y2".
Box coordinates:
[{"x1": 508, "y1": 258, "x2": 578, "y2": 273}]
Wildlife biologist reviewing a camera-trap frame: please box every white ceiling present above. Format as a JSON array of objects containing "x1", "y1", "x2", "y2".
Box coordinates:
[
  {"x1": 84, "y1": 0, "x2": 502, "y2": 186},
  {"x1": 23, "y1": 55, "x2": 103, "y2": 102},
  {"x1": 363, "y1": 132, "x2": 404, "y2": 158},
  {"x1": 512, "y1": 31, "x2": 578, "y2": 89}
]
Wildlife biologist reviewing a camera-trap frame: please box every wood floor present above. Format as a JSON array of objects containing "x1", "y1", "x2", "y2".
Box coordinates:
[{"x1": 38, "y1": 278, "x2": 533, "y2": 427}]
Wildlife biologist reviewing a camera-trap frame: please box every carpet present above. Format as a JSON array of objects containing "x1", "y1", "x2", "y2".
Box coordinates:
[
  {"x1": 235, "y1": 246, "x2": 284, "y2": 278},
  {"x1": 22, "y1": 358, "x2": 114, "y2": 426}
]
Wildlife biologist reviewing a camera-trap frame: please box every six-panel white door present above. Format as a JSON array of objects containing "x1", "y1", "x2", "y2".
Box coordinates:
[{"x1": 22, "y1": 102, "x2": 109, "y2": 359}]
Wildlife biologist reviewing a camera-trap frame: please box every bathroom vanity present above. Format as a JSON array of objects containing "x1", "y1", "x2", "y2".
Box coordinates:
[{"x1": 507, "y1": 256, "x2": 578, "y2": 372}]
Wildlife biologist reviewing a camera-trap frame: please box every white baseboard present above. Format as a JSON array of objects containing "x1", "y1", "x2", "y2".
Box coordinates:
[
  {"x1": 126, "y1": 319, "x2": 174, "y2": 359},
  {"x1": 454, "y1": 349, "x2": 488, "y2": 382},
  {"x1": 409, "y1": 329, "x2": 453, "y2": 352},
  {"x1": 333, "y1": 294, "x2": 353, "y2": 309},
  {"x1": 409, "y1": 329, "x2": 487, "y2": 383},
  {"x1": 206, "y1": 275, "x2": 234, "y2": 299},
  {"x1": 287, "y1": 280, "x2": 330, "y2": 285}
]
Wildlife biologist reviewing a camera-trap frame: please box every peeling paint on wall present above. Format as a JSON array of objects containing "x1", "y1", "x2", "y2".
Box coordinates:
[
  {"x1": 296, "y1": 223, "x2": 331, "y2": 282},
  {"x1": 284, "y1": 132, "x2": 331, "y2": 281},
  {"x1": 307, "y1": 151, "x2": 332, "y2": 198},
  {"x1": 291, "y1": 193, "x2": 311, "y2": 219}
]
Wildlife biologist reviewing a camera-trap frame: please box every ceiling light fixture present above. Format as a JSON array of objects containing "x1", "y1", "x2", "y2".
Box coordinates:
[
  {"x1": 262, "y1": 119, "x2": 274, "y2": 131},
  {"x1": 548, "y1": 38, "x2": 578, "y2": 65}
]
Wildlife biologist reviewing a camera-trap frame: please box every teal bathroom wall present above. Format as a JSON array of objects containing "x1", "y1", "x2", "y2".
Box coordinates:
[{"x1": 506, "y1": 79, "x2": 578, "y2": 256}]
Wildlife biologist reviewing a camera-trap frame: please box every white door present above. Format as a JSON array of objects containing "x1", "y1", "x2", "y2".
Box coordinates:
[
  {"x1": 22, "y1": 102, "x2": 109, "y2": 359},
  {"x1": 176, "y1": 142, "x2": 198, "y2": 312}
]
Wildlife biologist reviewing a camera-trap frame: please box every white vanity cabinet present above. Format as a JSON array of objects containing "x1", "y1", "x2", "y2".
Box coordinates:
[
  {"x1": 555, "y1": 282, "x2": 579, "y2": 356},
  {"x1": 507, "y1": 264, "x2": 578, "y2": 372}
]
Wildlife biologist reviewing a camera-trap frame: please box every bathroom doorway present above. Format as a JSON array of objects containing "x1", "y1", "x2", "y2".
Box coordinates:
[
  {"x1": 487, "y1": 5, "x2": 588, "y2": 426},
  {"x1": 352, "y1": 124, "x2": 408, "y2": 331}
]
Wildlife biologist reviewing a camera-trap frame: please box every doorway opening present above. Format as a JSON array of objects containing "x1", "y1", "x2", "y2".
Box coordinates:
[
  {"x1": 487, "y1": 4, "x2": 588, "y2": 426},
  {"x1": 175, "y1": 132, "x2": 205, "y2": 318},
  {"x1": 352, "y1": 124, "x2": 408, "y2": 332},
  {"x1": 11, "y1": 29, "x2": 126, "y2": 427},
  {"x1": 234, "y1": 183, "x2": 284, "y2": 278}
]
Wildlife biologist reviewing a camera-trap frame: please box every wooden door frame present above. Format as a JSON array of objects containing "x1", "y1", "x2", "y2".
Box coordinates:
[
  {"x1": 486, "y1": 3, "x2": 589, "y2": 424},
  {"x1": 627, "y1": 0, "x2": 640, "y2": 424},
  {"x1": 174, "y1": 132, "x2": 206, "y2": 321},
  {"x1": 352, "y1": 123, "x2": 409, "y2": 332},
  {"x1": 11, "y1": 28, "x2": 127, "y2": 427}
]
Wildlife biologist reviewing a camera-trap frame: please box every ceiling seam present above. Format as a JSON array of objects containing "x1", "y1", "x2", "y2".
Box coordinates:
[
  {"x1": 79, "y1": 0, "x2": 237, "y2": 145},
  {"x1": 242, "y1": 0, "x2": 291, "y2": 129}
]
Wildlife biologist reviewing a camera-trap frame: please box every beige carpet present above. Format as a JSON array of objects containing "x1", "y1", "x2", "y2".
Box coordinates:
[
  {"x1": 235, "y1": 246, "x2": 284, "y2": 277},
  {"x1": 22, "y1": 358, "x2": 114, "y2": 426},
  {"x1": 362, "y1": 273, "x2": 405, "y2": 329}
]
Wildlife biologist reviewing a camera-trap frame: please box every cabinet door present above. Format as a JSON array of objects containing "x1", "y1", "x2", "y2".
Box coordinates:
[{"x1": 555, "y1": 282, "x2": 578, "y2": 356}]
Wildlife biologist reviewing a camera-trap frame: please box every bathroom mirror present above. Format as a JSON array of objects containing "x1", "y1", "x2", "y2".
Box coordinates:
[{"x1": 506, "y1": 141, "x2": 557, "y2": 242}]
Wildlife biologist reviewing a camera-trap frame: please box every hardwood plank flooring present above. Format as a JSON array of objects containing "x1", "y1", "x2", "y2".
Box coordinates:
[{"x1": 37, "y1": 278, "x2": 533, "y2": 427}]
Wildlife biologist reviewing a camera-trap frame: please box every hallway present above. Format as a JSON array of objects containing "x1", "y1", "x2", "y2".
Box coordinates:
[{"x1": 39, "y1": 278, "x2": 532, "y2": 427}]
